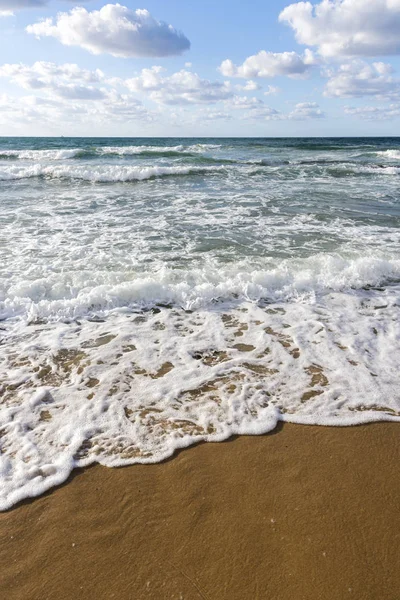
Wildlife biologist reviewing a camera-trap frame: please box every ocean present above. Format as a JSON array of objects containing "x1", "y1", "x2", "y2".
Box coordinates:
[{"x1": 1, "y1": 137, "x2": 400, "y2": 509}]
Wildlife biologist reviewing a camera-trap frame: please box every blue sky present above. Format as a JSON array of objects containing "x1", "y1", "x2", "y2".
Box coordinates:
[{"x1": 0, "y1": 0, "x2": 400, "y2": 136}]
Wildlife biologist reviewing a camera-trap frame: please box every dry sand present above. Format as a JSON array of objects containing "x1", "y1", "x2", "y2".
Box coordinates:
[{"x1": 1, "y1": 422, "x2": 399, "y2": 600}]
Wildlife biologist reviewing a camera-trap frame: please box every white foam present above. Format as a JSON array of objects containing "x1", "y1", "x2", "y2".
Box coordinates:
[
  {"x1": 377, "y1": 149, "x2": 400, "y2": 160},
  {"x1": 1, "y1": 137, "x2": 400, "y2": 510},
  {"x1": 96, "y1": 144, "x2": 222, "y2": 156},
  {"x1": 1, "y1": 287, "x2": 399, "y2": 511},
  {"x1": 0, "y1": 144, "x2": 223, "y2": 162},
  {"x1": 99, "y1": 144, "x2": 185, "y2": 155},
  {"x1": 0, "y1": 148, "x2": 83, "y2": 161},
  {"x1": 1, "y1": 255, "x2": 400, "y2": 322},
  {"x1": 363, "y1": 165, "x2": 400, "y2": 175},
  {"x1": 0, "y1": 163, "x2": 225, "y2": 182}
]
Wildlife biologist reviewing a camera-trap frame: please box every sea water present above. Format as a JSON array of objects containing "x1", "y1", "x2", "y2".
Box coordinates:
[{"x1": 1, "y1": 137, "x2": 399, "y2": 509}]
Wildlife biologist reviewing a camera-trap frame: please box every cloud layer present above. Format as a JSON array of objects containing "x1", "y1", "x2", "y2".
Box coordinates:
[
  {"x1": 279, "y1": 0, "x2": 400, "y2": 58},
  {"x1": 26, "y1": 4, "x2": 190, "y2": 58},
  {"x1": 0, "y1": 59, "x2": 326, "y2": 132},
  {"x1": 0, "y1": 61, "x2": 106, "y2": 99},
  {"x1": 344, "y1": 104, "x2": 400, "y2": 120},
  {"x1": 0, "y1": 61, "x2": 150, "y2": 130},
  {"x1": 125, "y1": 67, "x2": 233, "y2": 105}
]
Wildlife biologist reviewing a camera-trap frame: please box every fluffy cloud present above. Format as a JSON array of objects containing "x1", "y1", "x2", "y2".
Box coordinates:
[
  {"x1": 235, "y1": 80, "x2": 261, "y2": 91},
  {"x1": 0, "y1": 61, "x2": 107, "y2": 99},
  {"x1": 324, "y1": 60, "x2": 400, "y2": 98},
  {"x1": 125, "y1": 67, "x2": 233, "y2": 105},
  {"x1": 26, "y1": 4, "x2": 190, "y2": 58},
  {"x1": 0, "y1": 61, "x2": 151, "y2": 126},
  {"x1": 0, "y1": 61, "x2": 104, "y2": 86},
  {"x1": 279, "y1": 0, "x2": 400, "y2": 58},
  {"x1": 288, "y1": 101, "x2": 325, "y2": 119},
  {"x1": 198, "y1": 109, "x2": 233, "y2": 122},
  {"x1": 264, "y1": 85, "x2": 280, "y2": 96},
  {"x1": 228, "y1": 95, "x2": 269, "y2": 110},
  {"x1": 344, "y1": 104, "x2": 400, "y2": 119},
  {"x1": 219, "y1": 49, "x2": 316, "y2": 79},
  {"x1": 225, "y1": 96, "x2": 324, "y2": 121},
  {"x1": 0, "y1": 92, "x2": 150, "y2": 131},
  {"x1": 0, "y1": 57, "x2": 326, "y2": 131}
]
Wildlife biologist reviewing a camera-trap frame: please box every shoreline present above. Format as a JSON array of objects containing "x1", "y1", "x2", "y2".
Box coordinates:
[{"x1": 2, "y1": 422, "x2": 400, "y2": 600}]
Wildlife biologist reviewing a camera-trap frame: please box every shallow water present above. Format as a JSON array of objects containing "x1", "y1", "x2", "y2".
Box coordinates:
[{"x1": 1, "y1": 137, "x2": 400, "y2": 509}]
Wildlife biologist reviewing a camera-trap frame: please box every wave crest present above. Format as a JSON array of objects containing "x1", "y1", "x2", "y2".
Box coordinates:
[
  {"x1": 2, "y1": 255, "x2": 400, "y2": 322},
  {"x1": 0, "y1": 164, "x2": 226, "y2": 182}
]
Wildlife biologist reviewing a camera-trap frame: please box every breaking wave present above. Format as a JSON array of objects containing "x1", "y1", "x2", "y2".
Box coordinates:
[
  {"x1": 0, "y1": 163, "x2": 226, "y2": 182},
  {"x1": 0, "y1": 143, "x2": 223, "y2": 162}
]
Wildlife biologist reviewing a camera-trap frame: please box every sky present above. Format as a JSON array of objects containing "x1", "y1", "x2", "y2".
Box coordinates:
[{"x1": 1, "y1": 0, "x2": 400, "y2": 136}]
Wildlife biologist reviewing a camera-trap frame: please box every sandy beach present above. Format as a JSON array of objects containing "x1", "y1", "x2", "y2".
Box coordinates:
[
  {"x1": 1, "y1": 422, "x2": 399, "y2": 600},
  {"x1": 2, "y1": 0, "x2": 400, "y2": 596}
]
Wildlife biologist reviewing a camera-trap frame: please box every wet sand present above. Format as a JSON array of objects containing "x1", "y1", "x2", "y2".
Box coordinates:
[{"x1": 1, "y1": 422, "x2": 399, "y2": 600}]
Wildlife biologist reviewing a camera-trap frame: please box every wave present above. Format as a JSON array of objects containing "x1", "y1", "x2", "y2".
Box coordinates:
[
  {"x1": 0, "y1": 148, "x2": 84, "y2": 161},
  {"x1": 246, "y1": 163, "x2": 400, "y2": 177},
  {"x1": 377, "y1": 149, "x2": 400, "y2": 160},
  {"x1": 323, "y1": 164, "x2": 400, "y2": 177},
  {"x1": 99, "y1": 143, "x2": 221, "y2": 157},
  {"x1": 1, "y1": 158, "x2": 398, "y2": 183},
  {"x1": 1, "y1": 256, "x2": 400, "y2": 510},
  {"x1": 0, "y1": 164, "x2": 226, "y2": 183},
  {"x1": 0, "y1": 143, "x2": 223, "y2": 162},
  {"x1": 276, "y1": 142, "x2": 377, "y2": 152},
  {"x1": 2, "y1": 255, "x2": 400, "y2": 322}
]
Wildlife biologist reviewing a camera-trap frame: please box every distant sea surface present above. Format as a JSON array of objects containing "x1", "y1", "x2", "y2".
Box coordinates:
[{"x1": 1, "y1": 137, "x2": 400, "y2": 509}]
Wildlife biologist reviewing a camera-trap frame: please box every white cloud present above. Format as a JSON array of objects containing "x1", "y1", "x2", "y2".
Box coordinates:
[
  {"x1": 344, "y1": 104, "x2": 400, "y2": 119},
  {"x1": 199, "y1": 109, "x2": 233, "y2": 122},
  {"x1": 0, "y1": 61, "x2": 104, "y2": 86},
  {"x1": 0, "y1": 61, "x2": 107, "y2": 99},
  {"x1": 225, "y1": 96, "x2": 324, "y2": 121},
  {"x1": 324, "y1": 60, "x2": 400, "y2": 98},
  {"x1": 26, "y1": 4, "x2": 190, "y2": 58},
  {"x1": 228, "y1": 95, "x2": 267, "y2": 110},
  {"x1": 93, "y1": 92, "x2": 151, "y2": 122},
  {"x1": 264, "y1": 85, "x2": 280, "y2": 96},
  {"x1": 280, "y1": 0, "x2": 400, "y2": 58},
  {"x1": 219, "y1": 49, "x2": 316, "y2": 79},
  {"x1": 0, "y1": 61, "x2": 234, "y2": 110},
  {"x1": 125, "y1": 67, "x2": 233, "y2": 105},
  {"x1": 288, "y1": 101, "x2": 325, "y2": 119},
  {"x1": 235, "y1": 80, "x2": 261, "y2": 91},
  {"x1": 0, "y1": 57, "x2": 326, "y2": 131},
  {"x1": 0, "y1": 91, "x2": 150, "y2": 131},
  {"x1": 0, "y1": 61, "x2": 151, "y2": 127}
]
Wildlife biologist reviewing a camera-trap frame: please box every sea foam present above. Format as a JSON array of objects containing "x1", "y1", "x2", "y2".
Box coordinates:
[
  {"x1": 0, "y1": 164, "x2": 225, "y2": 182},
  {"x1": 1, "y1": 286, "x2": 399, "y2": 511},
  {"x1": 1, "y1": 135, "x2": 399, "y2": 510},
  {"x1": 2, "y1": 255, "x2": 400, "y2": 321}
]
